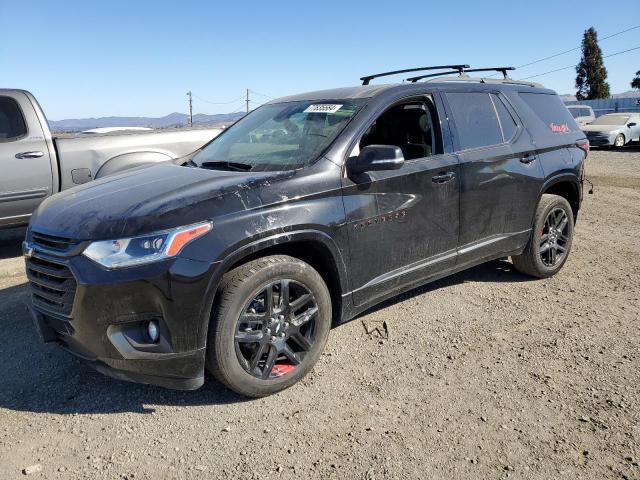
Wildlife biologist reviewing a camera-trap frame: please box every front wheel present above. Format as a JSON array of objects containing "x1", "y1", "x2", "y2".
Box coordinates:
[
  {"x1": 511, "y1": 194, "x2": 574, "y2": 278},
  {"x1": 206, "y1": 255, "x2": 332, "y2": 397},
  {"x1": 614, "y1": 133, "x2": 625, "y2": 148}
]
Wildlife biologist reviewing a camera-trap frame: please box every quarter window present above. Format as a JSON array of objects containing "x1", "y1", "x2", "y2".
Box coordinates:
[
  {"x1": 491, "y1": 94, "x2": 517, "y2": 142},
  {"x1": 0, "y1": 96, "x2": 27, "y2": 142},
  {"x1": 445, "y1": 92, "x2": 503, "y2": 150}
]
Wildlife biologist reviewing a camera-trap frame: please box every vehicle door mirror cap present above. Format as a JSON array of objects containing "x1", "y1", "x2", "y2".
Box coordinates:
[
  {"x1": 628, "y1": 122, "x2": 637, "y2": 127},
  {"x1": 348, "y1": 145, "x2": 404, "y2": 175}
]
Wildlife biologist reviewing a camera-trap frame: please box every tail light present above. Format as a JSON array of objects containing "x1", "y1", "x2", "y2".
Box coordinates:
[{"x1": 576, "y1": 140, "x2": 589, "y2": 157}]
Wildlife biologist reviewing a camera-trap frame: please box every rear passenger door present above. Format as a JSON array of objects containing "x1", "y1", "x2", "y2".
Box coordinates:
[{"x1": 443, "y1": 90, "x2": 544, "y2": 267}]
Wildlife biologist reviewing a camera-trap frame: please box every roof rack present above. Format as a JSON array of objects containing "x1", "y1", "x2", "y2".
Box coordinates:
[
  {"x1": 423, "y1": 76, "x2": 542, "y2": 88},
  {"x1": 406, "y1": 70, "x2": 465, "y2": 83},
  {"x1": 463, "y1": 67, "x2": 515, "y2": 79},
  {"x1": 360, "y1": 64, "x2": 469, "y2": 85},
  {"x1": 407, "y1": 66, "x2": 515, "y2": 83}
]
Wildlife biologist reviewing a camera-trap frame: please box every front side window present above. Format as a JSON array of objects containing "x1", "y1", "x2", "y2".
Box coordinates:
[
  {"x1": 445, "y1": 92, "x2": 503, "y2": 150},
  {"x1": 193, "y1": 100, "x2": 362, "y2": 171},
  {"x1": 358, "y1": 99, "x2": 439, "y2": 160},
  {"x1": 0, "y1": 96, "x2": 27, "y2": 142}
]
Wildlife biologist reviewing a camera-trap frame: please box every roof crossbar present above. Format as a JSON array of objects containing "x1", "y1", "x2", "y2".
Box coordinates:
[
  {"x1": 406, "y1": 70, "x2": 465, "y2": 83},
  {"x1": 407, "y1": 66, "x2": 515, "y2": 83},
  {"x1": 360, "y1": 64, "x2": 469, "y2": 85},
  {"x1": 462, "y1": 67, "x2": 515, "y2": 79}
]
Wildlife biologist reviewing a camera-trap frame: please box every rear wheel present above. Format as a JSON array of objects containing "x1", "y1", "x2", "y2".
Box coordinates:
[
  {"x1": 206, "y1": 255, "x2": 332, "y2": 397},
  {"x1": 614, "y1": 133, "x2": 625, "y2": 148},
  {"x1": 511, "y1": 194, "x2": 574, "y2": 278}
]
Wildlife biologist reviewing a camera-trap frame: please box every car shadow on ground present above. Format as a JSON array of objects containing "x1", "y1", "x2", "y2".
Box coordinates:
[
  {"x1": 0, "y1": 227, "x2": 26, "y2": 259},
  {"x1": 0, "y1": 259, "x2": 531, "y2": 416}
]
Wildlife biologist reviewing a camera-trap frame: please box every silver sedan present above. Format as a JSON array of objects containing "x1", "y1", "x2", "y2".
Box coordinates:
[{"x1": 582, "y1": 113, "x2": 640, "y2": 147}]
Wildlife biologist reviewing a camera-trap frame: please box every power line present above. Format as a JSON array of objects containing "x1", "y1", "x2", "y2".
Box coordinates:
[
  {"x1": 519, "y1": 45, "x2": 640, "y2": 80},
  {"x1": 192, "y1": 93, "x2": 245, "y2": 105},
  {"x1": 487, "y1": 24, "x2": 640, "y2": 77},
  {"x1": 249, "y1": 89, "x2": 274, "y2": 100}
]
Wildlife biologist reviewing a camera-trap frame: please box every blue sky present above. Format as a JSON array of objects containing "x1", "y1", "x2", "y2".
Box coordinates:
[{"x1": 1, "y1": 0, "x2": 638, "y2": 119}]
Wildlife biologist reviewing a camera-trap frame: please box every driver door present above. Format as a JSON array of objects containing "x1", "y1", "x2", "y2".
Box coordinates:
[{"x1": 342, "y1": 94, "x2": 459, "y2": 307}]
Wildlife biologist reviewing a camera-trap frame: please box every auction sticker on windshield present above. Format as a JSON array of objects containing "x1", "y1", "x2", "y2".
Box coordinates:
[{"x1": 304, "y1": 104, "x2": 343, "y2": 113}]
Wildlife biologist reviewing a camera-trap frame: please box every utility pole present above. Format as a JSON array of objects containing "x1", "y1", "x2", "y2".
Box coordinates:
[
  {"x1": 246, "y1": 88, "x2": 250, "y2": 113},
  {"x1": 186, "y1": 91, "x2": 193, "y2": 126}
]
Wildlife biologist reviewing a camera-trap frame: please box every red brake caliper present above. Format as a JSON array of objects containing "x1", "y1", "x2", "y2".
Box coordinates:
[{"x1": 271, "y1": 363, "x2": 296, "y2": 377}]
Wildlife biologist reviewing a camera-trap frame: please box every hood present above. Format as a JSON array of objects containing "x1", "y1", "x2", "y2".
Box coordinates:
[
  {"x1": 30, "y1": 163, "x2": 296, "y2": 239},
  {"x1": 581, "y1": 124, "x2": 619, "y2": 133}
]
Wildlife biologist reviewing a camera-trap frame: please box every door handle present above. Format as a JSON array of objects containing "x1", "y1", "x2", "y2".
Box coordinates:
[
  {"x1": 15, "y1": 151, "x2": 44, "y2": 159},
  {"x1": 432, "y1": 171, "x2": 455, "y2": 184},
  {"x1": 520, "y1": 155, "x2": 537, "y2": 164}
]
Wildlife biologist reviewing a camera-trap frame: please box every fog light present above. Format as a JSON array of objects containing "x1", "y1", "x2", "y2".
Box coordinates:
[{"x1": 147, "y1": 320, "x2": 160, "y2": 343}]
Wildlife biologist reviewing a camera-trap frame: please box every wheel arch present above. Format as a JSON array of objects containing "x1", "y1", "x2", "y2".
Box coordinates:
[
  {"x1": 200, "y1": 230, "x2": 349, "y2": 337},
  {"x1": 539, "y1": 174, "x2": 581, "y2": 220}
]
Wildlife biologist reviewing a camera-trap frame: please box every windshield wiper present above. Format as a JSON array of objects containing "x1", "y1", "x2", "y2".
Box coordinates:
[{"x1": 200, "y1": 161, "x2": 253, "y2": 172}]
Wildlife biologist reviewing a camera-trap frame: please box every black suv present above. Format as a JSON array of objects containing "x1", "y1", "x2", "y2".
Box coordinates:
[{"x1": 24, "y1": 66, "x2": 588, "y2": 397}]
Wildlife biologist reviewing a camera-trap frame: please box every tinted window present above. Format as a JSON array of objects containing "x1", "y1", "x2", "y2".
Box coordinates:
[
  {"x1": 446, "y1": 92, "x2": 502, "y2": 150},
  {"x1": 0, "y1": 96, "x2": 27, "y2": 142},
  {"x1": 520, "y1": 93, "x2": 579, "y2": 133},
  {"x1": 491, "y1": 94, "x2": 517, "y2": 141}
]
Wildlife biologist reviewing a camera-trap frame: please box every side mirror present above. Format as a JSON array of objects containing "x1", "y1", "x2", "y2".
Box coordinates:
[
  {"x1": 348, "y1": 145, "x2": 404, "y2": 175},
  {"x1": 627, "y1": 122, "x2": 637, "y2": 127}
]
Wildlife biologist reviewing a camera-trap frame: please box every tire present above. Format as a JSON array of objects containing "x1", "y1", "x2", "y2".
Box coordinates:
[
  {"x1": 614, "y1": 133, "x2": 625, "y2": 148},
  {"x1": 206, "y1": 255, "x2": 332, "y2": 397},
  {"x1": 511, "y1": 194, "x2": 574, "y2": 279}
]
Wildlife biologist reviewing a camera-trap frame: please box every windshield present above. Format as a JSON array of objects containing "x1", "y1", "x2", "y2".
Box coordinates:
[
  {"x1": 193, "y1": 100, "x2": 363, "y2": 171},
  {"x1": 589, "y1": 114, "x2": 630, "y2": 126}
]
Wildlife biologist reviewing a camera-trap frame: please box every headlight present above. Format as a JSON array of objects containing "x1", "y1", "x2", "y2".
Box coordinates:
[{"x1": 82, "y1": 221, "x2": 212, "y2": 269}]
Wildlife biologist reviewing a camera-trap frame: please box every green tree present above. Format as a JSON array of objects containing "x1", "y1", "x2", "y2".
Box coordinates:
[
  {"x1": 632, "y1": 70, "x2": 640, "y2": 91},
  {"x1": 575, "y1": 27, "x2": 610, "y2": 100}
]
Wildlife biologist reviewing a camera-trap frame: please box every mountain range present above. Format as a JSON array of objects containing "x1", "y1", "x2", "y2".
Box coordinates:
[{"x1": 49, "y1": 111, "x2": 246, "y2": 132}]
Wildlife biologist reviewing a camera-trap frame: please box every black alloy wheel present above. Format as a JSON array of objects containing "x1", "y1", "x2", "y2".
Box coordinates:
[{"x1": 234, "y1": 279, "x2": 318, "y2": 379}]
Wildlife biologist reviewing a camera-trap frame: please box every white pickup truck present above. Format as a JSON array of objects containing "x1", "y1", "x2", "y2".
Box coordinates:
[{"x1": 0, "y1": 89, "x2": 223, "y2": 227}]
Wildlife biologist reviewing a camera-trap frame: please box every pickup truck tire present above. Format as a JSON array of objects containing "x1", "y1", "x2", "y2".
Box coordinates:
[
  {"x1": 512, "y1": 194, "x2": 574, "y2": 279},
  {"x1": 206, "y1": 255, "x2": 332, "y2": 397}
]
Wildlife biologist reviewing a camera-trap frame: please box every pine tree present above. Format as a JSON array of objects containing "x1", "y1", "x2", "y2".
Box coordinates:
[
  {"x1": 632, "y1": 70, "x2": 640, "y2": 91},
  {"x1": 575, "y1": 27, "x2": 610, "y2": 100}
]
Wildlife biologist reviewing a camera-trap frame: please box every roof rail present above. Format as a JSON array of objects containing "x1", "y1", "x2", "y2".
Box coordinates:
[
  {"x1": 407, "y1": 66, "x2": 515, "y2": 83},
  {"x1": 360, "y1": 64, "x2": 469, "y2": 85},
  {"x1": 422, "y1": 76, "x2": 543, "y2": 88}
]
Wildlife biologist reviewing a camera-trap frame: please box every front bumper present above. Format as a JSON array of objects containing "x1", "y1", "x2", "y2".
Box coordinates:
[
  {"x1": 25, "y1": 243, "x2": 219, "y2": 391},
  {"x1": 585, "y1": 132, "x2": 615, "y2": 146}
]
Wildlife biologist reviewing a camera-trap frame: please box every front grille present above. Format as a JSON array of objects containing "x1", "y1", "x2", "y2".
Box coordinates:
[
  {"x1": 31, "y1": 231, "x2": 78, "y2": 253},
  {"x1": 26, "y1": 254, "x2": 77, "y2": 318}
]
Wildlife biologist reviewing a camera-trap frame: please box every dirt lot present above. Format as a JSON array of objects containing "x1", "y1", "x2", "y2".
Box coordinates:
[{"x1": 0, "y1": 148, "x2": 639, "y2": 480}]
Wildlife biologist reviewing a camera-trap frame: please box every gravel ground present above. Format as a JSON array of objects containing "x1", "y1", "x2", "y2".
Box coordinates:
[{"x1": 0, "y1": 148, "x2": 638, "y2": 479}]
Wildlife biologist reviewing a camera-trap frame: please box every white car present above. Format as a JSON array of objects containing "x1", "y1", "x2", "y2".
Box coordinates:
[
  {"x1": 582, "y1": 113, "x2": 640, "y2": 148},
  {"x1": 567, "y1": 105, "x2": 595, "y2": 125}
]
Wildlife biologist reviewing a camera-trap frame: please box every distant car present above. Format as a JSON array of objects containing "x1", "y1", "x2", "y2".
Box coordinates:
[
  {"x1": 567, "y1": 105, "x2": 595, "y2": 125},
  {"x1": 582, "y1": 113, "x2": 640, "y2": 148},
  {"x1": 81, "y1": 127, "x2": 153, "y2": 134}
]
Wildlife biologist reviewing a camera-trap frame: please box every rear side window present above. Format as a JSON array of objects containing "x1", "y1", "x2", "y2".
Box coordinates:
[
  {"x1": 446, "y1": 92, "x2": 503, "y2": 150},
  {"x1": 491, "y1": 94, "x2": 517, "y2": 141},
  {"x1": 0, "y1": 96, "x2": 27, "y2": 142},
  {"x1": 520, "y1": 92, "x2": 579, "y2": 134}
]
